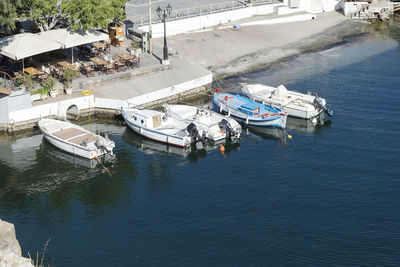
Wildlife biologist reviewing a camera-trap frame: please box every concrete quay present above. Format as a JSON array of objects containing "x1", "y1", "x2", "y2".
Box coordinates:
[
  {"x1": 0, "y1": 55, "x2": 212, "y2": 132},
  {"x1": 155, "y1": 11, "x2": 367, "y2": 79}
]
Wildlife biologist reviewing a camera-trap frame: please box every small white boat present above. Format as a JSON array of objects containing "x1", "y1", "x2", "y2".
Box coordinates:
[
  {"x1": 38, "y1": 119, "x2": 115, "y2": 159},
  {"x1": 165, "y1": 104, "x2": 242, "y2": 142},
  {"x1": 121, "y1": 107, "x2": 205, "y2": 148},
  {"x1": 241, "y1": 83, "x2": 333, "y2": 119}
]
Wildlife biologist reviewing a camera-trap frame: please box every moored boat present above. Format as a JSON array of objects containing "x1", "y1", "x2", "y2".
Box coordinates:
[
  {"x1": 213, "y1": 90, "x2": 287, "y2": 128},
  {"x1": 165, "y1": 104, "x2": 242, "y2": 142},
  {"x1": 241, "y1": 83, "x2": 333, "y2": 119},
  {"x1": 38, "y1": 119, "x2": 115, "y2": 159},
  {"x1": 121, "y1": 107, "x2": 205, "y2": 148}
]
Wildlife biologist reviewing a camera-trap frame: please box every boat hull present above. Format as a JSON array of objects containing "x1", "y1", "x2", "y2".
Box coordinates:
[
  {"x1": 166, "y1": 104, "x2": 242, "y2": 142},
  {"x1": 213, "y1": 92, "x2": 287, "y2": 128},
  {"x1": 121, "y1": 108, "x2": 192, "y2": 148},
  {"x1": 242, "y1": 83, "x2": 329, "y2": 119}
]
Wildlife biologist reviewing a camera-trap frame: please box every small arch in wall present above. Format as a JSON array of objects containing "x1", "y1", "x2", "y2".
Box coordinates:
[{"x1": 66, "y1": 104, "x2": 80, "y2": 120}]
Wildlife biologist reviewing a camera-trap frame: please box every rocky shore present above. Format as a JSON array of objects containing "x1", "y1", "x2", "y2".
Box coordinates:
[{"x1": 0, "y1": 219, "x2": 33, "y2": 267}]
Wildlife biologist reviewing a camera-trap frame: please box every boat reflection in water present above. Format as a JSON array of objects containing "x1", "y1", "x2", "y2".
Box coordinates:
[
  {"x1": 123, "y1": 128, "x2": 240, "y2": 159},
  {"x1": 286, "y1": 114, "x2": 332, "y2": 134},
  {"x1": 243, "y1": 125, "x2": 287, "y2": 144},
  {"x1": 40, "y1": 138, "x2": 115, "y2": 169}
]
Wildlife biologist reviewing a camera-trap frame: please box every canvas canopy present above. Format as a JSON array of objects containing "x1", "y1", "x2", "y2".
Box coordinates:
[
  {"x1": 0, "y1": 33, "x2": 61, "y2": 60},
  {"x1": 37, "y1": 28, "x2": 109, "y2": 49}
]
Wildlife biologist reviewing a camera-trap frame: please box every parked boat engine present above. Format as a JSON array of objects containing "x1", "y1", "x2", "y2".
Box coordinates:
[
  {"x1": 218, "y1": 119, "x2": 235, "y2": 139},
  {"x1": 313, "y1": 96, "x2": 333, "y2": 117},
  {"x1": 96, "y1": 134, "x2": 115, "y2": 154},
  {"x1": 186, "y1": 123, "x2": 207, "y2": 147}
]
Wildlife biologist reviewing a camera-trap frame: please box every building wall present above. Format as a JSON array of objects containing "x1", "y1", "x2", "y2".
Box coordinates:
[
  {"x1": 0, "y1": 90, "x2": 32, "y2": 124},
  {"x1": 0, "y1": 96, "x2": 9, "y2": 123}
]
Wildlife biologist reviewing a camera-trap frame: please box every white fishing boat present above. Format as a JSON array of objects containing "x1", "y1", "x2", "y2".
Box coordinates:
[
  {"x1": 165, "y1": 104, "x2": 242, "y2": 142},
  {"x1": 241, "y1": 83, "x2": 333, "y2": 120},
  {"x1": 38, "y1": 119, "x2": 115, "y2": 159},
  {"x1": 121, "y1": 107, "x2": 205, "y2": 148}
]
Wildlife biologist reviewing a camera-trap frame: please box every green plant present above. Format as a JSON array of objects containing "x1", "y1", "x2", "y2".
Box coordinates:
[
  {"x1": 43, "y1": 77, "x2": 56, "y2": 92},
  {"x1": 63, "y1": 69, "x2": 77, "y2": 89},
  {"x1": 131, "y1": 40, "x2": 140, "y2": 50},
  {"x1": 35, "y1": 86, "x2": 49, "y2": 97},
  {"x1": 24, "y1": 74, "x2": 37, "y2": 92}
]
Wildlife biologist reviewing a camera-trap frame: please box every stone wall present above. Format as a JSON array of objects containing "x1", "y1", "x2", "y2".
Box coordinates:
[{"x1": 0, "y1": 219, "x2": 33, "y2": 267}]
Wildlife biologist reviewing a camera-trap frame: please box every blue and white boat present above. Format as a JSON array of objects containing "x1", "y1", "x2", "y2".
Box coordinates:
[
  {"x1": 213, "y1": 90, "x2": 287, "y2": 128},
  {"x1": 121, "y1": 107, "x2": 205, "y2": 148}
]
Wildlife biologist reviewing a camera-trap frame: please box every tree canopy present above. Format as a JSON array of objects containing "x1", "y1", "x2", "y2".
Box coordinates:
[
  {"x1": 0, "y1": 0, "x2": 21, "y2": 32},
  {"x1": 1, "y1": 0, "x2": 127, "y2": 33},
  {"x1": 62, "y1": 0, "x2": 126, "y2": 31}
]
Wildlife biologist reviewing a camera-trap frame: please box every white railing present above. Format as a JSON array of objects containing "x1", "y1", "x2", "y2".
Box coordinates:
[{"x1": 129, "y1": 0, "x2": 278, "y2": 26}]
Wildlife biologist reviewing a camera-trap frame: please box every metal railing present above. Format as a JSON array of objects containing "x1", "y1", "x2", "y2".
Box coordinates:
[
  {"x1": 129, "y1": 0, "x2": 279, "y2": 26},
  {"x1": 0, "y1": 71, "x2": 16, "y2": 92}
]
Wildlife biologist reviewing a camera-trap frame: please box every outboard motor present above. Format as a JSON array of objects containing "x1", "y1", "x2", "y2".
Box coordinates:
[
  {"x1": 187, "y1": 123, "x2": 207, "y2": 148},
  {"x1": 218, "y1": 119, "x2": 234, "y2": 139},
  {"x1": 313, "y1": 96, "x2": 333, "y2": 117}
]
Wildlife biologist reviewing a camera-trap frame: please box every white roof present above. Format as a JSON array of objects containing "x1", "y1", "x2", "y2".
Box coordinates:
[
  {"x1": 37, "y1": 28, "x2": 109, "y2": 48},
  {"x1": 0, "y1": 33, "x2": 61, "y2": 60}
]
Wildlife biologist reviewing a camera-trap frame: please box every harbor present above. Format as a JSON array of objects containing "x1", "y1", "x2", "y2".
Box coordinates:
[
  {"x1": 1, "y1": 0, "x2": 400, "y2": 266},
  {"x1": 1, "y1": 2, "x2": 366, "y2": 133},
  {"x1": 0, "y1": 30, "x2": 399, "y2": 265}
]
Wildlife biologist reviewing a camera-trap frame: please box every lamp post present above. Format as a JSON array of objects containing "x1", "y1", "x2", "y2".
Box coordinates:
[{"x1": 156, "y1": 3, "x2": 172, "y2": 65}]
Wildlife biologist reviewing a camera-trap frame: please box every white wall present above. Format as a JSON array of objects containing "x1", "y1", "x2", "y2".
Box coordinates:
[
  {"x1": 6, "y1": 73, "x2": 212, "y2": 124},
  {"x1": 0, "y1": 90, "x2": 31, "y2": 124},
  {"x1": 343, "y1": 2, "x2": 368, "y2": 16},
  {"x1": 127, "y1": 73, "x2": 213, "y2": 105}
]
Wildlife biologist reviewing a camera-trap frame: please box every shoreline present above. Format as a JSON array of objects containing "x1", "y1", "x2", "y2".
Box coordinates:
[{"x1": 1, "y1": 12, "x2": 371, "y2": 135}]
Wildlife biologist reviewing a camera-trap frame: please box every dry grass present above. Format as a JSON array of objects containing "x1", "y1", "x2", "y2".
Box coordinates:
[{"x1": 28, "y1": 238, "x2": 51, "y2": 267}]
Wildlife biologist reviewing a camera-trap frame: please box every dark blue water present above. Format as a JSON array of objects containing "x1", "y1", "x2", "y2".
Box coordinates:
[{"x1": 1, "y1": 24, "x2": 400, "y2": 266}]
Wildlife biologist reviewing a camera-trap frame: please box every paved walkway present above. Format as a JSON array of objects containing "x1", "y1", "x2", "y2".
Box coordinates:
[{"x1": 151, "y1": 11, "x2": 366, "y2": 78}]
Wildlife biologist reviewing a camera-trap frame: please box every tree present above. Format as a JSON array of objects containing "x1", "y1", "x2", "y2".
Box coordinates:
[
  {"x1": 19, "y1": 0, "x2": 127, "y2": 32},
  {"x1": 19, "y1": 0, "x2": 66, "y2": 32},
  {"x1": 62, "y1": 0, "x2": 126, "y2": 31},
  {"x1": 0, "y1": 0, "x2": 21, "y2": 32}
]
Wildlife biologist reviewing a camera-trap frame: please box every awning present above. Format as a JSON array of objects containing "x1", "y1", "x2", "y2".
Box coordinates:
[
  {"x1": 37, "y1": 28, "x2": 109, "y2": 48},
  {"x1": 0, "y1": 33, "x2": 62, "y2": 60}
]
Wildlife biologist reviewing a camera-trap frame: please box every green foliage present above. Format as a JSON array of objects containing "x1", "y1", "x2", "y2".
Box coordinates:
[
  {"x1": 63, "y1": 69, "x2": 76, "y2": 88},
  {"x1": 43, "y1": 76, "x2": 56, "y2": 91},
  {"x1": 0, "y1": 0, "x2": 21, "y2": 32},
  {"x1": 18, "y1": 0, "x2": 127, "y2": 31},
  {"x1": 19, "y1": 0, "x2": 64, "y2": 31},
  {"x1": 62, "y1": 0, "x2": 127, "y2": 31},
  {"x1": 32, "y1": 86, "x2": 48, "y2": 97},
  {"x1": 23, "y1": 74, "x2": 37, "y2": 92}
]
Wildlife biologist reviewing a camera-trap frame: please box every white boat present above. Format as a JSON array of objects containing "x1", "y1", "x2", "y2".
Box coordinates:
[
  {"x1": 241, "y1": 83, "x2": 333, "y2": 119},
  {"x1": 121, "y1": 107, "x2": 205, "y2": 148},
  {"x1": 38, "y1": 119, "x2": 115, "y2": 159},
  {"x1": 165, "y1": 104, "x2": 242, "y2": 142}
]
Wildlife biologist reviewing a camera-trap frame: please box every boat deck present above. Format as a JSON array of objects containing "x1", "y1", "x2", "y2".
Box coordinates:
[{"x1": 53, "y1": 127, "x2": 98, "y2": 145}]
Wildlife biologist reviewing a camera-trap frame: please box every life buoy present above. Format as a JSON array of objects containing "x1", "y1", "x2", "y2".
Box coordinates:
[{"x1": 81, "y1": 90, "x2": 93, "y2": 96}]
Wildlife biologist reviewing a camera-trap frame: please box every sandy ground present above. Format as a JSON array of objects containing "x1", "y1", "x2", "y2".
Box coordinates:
[{"x1": 153, "y1": 11, "x2": 367, "y2": 78}]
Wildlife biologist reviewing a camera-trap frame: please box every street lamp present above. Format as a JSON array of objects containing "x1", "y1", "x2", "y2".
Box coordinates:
[{"x1": 156, "y1": 3, "x2": 172, "y2": 65}]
